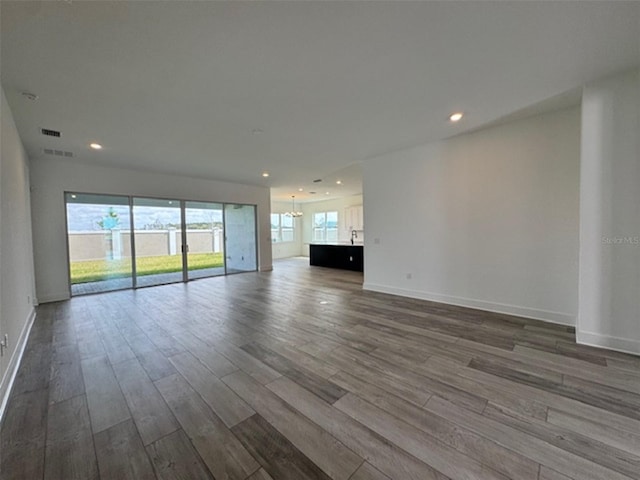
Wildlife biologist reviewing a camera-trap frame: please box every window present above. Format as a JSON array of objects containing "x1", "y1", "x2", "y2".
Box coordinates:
[
  {"x1": 313, "y1": 211, "x2": 338, "y2": 242},
  {"x1": 281, "y1": 214, "x2": 294, "y2": 242},
  {"x1": 271, "y1": 213, "x2": 280, "y2": 242},
  {"x1": 65, "y1": 192, "x2": 257, "y2": 296},
  {"x1": 271, "y1": 213, "x2": 295, "y2": 243}
]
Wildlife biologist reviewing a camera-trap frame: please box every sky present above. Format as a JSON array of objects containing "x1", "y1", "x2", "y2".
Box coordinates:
[{"x1": 66, "y1": 204, "x2": 223, "y2": 232}]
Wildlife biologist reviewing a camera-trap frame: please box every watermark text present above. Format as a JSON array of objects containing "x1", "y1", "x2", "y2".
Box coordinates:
[{"x1": 602, "y1": 235, "x2": 640, "y2": 245}]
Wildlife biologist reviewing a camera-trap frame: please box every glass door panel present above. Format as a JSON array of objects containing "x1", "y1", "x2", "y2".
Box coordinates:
[
  {"x1": 185, "y1": 201, "x2": 225, "y2": 280},
  {"x1": 224, "y1": 204, "x2": 257, "y2": 273},
  {"x1": 132, "y1": 197, "x2": 184, "y2": 287},
  {"x1": 65, "y1": 192, "x2": 132, "y2": 295}
]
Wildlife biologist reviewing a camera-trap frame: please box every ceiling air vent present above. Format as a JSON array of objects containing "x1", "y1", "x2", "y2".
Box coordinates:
[
  {"x1": 313, "y1": 178, "x2": 322, "y2": 183},
  {"x1": 43, "y1": 148, "x2": 73, "y2": 158},
  {"x1": 41, "y1": 128, "x2": 61, "y2": 138}
]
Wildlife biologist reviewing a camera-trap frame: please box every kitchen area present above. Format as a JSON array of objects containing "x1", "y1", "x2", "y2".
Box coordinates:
[
  {"x1": 270, "y1": 194, "x2": 364, "y2": 272},
  {"x1": 309, "y1": 203, "x2": 364, "y2": 272}
]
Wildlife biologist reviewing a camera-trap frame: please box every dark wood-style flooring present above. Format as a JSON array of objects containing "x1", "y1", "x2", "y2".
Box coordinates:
[{"x1": 2, "y1": 258, "x2": 640, "y2": 480}]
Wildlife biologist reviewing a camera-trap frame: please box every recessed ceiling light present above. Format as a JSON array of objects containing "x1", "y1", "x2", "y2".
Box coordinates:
[
  {"x1": 325, "y1": 192, "x2": 330, "y2": 195},
  {"x1": 298, "y1": 188, "x2": 303, "y2": 192},
  {"x1": 262, "y1": 172, "x2": 269, "y2": 177},
  {"x1": 449, "y1": 112, "x2": 464, "y2": 122},
  {"x1": 89, "y1": 143, "x2": 102, "y2": 150},
  {"x1": 336, "y1": 180, "x2": 342, "y2": 185}
]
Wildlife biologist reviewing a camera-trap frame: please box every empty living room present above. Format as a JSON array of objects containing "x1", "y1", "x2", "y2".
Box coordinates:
[{"x1": 1, "y1": 2, "x2": 639, "y2": 480}]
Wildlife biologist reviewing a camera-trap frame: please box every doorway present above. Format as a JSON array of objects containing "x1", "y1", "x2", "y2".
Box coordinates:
[
  {"x1": 185, "y1": 201, "x2": 225, "y2": 280},
  {"x1": 132, "y1": 197, "x2": 184, "y2": 288}
]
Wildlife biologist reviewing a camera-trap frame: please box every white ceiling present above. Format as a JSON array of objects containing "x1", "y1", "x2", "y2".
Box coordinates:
[{"x1": 2, "y1": 1, "x2": 639, "y2": 202}]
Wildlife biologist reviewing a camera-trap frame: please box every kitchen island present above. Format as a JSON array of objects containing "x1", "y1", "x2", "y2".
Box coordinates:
[{"x1": 309, "y1": 243, "x2": 363, "y2": 272}]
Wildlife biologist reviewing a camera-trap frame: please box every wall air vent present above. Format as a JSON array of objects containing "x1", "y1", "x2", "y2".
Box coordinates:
[
  {"x1": 41, "y1": 128, "x2": 61, "y2": 137},
  {"x1": 43, "y1": 148, "x2": 73, "y2": 158},
  {"x1": 313, "y1": 178, "x2": 322, "y2": 183}
]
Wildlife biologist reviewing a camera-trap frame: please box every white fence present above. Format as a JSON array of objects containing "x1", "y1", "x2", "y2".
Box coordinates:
[{"x1": 68, "y1": 228, "x2": 223, "y2": 261}]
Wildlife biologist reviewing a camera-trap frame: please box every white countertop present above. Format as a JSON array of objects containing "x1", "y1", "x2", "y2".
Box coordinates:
[{"x1": 309, "y1": 242, "x2": 363, "y2": 246}]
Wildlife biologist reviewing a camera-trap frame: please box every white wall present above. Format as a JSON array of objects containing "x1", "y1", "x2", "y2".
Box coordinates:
[
  {"x1": 0, "y1": 87, "x2": 37, "y2": 416},
  {"x1": 300, "y1": 194, "x2": 364, "y2": 256},
  {"x1": 363, "y1": 107, "x2": 580, "y2": 325},
  {"x1": 30, "y1": 158, "x2": 272, "y2": 302},
  {"x1": 271, "y1": 200, "x2": 303, "y2": 259},
  {"x1": 579, "y1": 68, "x2": 640, "y2": 354}
]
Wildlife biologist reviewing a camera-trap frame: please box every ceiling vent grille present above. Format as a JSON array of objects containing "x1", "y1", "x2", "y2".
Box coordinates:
[
  {"x1": 43, "y1": 148, "x2": 73, "y2": 158},
  {"x1": 41, "y1": 128, "x2": 61, "y2": 137}
]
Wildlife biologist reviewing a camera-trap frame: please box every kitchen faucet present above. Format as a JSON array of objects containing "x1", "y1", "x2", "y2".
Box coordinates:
[{"x1": 351, "y1": 230, "x2": 358, "y2": 245}]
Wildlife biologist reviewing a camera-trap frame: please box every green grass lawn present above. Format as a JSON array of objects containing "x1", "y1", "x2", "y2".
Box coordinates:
[{"x1": 70, "y1": 252, "x2": 224, "y2": 284}]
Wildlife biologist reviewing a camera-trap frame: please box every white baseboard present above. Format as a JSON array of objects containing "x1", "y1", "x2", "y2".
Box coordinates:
[
  {"x1": 37, "y1": 291, "x2": 69, "y2": 304},
  {"x1": 0, "y1": 307, "x2": 36, "y2": 423},
  {"x1": 577, "y1": 330, "x2": 640, "y2": 356},
  {"x1": 363, "y1": 282, "x2": 575, "y2": 326}
]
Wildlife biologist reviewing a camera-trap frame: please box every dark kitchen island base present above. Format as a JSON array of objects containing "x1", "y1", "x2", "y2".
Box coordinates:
[{"x1": 309, "y1": 244, "x2": 363, "y2": 272}]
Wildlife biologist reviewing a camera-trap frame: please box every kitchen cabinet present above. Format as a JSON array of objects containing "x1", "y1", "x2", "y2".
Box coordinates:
[
  {"x1": 344, "y1": 205, "x2": 364, "y2": 232},
  {"x1": 309, "y1": 244, "x2": 363, "y2": 272}
]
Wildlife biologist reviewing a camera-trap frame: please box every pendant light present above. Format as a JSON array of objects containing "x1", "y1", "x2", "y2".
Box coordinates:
[{"x1": 285, "y1": 195, "x2": 303, "y2": 217}]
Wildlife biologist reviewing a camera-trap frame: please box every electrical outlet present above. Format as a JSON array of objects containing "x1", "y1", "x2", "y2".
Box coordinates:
[
  {"x1": 406, "y1": 273, "x2": 412, "y2": 280},
  {"x1": 27, "y1": 295, "x2": 31, "y2": 305}
]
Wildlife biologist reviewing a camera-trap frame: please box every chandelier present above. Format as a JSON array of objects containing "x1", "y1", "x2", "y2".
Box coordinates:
[{"x1": 284, "y1": 195, "x2": 303, "y2": 217}]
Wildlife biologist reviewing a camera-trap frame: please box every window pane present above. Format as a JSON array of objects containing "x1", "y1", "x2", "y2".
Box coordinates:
[
  {"x1": 224, "y1": 204, "x2": 258, "y2": 273},
  {"x1": 327, "y1": 228, "x2": 338, "y2": 242},
  {"x1": 66, "y1": 193, "x2": 132, "y2": 295},
  {"x1": 326, "y1": 211, "x2": 338, "y2": 229},
  {"x1": 282, "y1": 215, "x2": 293, "y2": 228},
  {"x1": 133, "y1": 197, "x2": 183, "y2": 288},
  {"x1": 282, "y1": 229, "x2": 294, "y2": 242},
  {"x1": 185, "y1": 201, "x2": 225, "y2": 280},
  {"x1": 314, "y1": 212, "x2": 326, "y2": 228},
  {"x1": 271, "y1": 213, "x2": 281, "y2": 243}
]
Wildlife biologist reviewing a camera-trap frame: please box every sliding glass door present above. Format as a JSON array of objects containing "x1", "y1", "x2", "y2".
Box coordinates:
[
  {"x1": 65, "y1": 193, "x2": 133, "y2": 295},
  {"x1": 66, "y1": 193, "x2": 258, "y2": 295},
  {"x1": 185, "y1": 201, "x2": 225, "y2": 280},
  {"x1": 132, "y1": 197, "x2": 184, "y2": 288},
  {"x1": 224, "y1": 204, "x2": 257, "y2": 273}
]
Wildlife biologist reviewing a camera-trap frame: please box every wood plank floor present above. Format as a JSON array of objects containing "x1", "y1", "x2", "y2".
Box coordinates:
[{"x1": 2, "y1": 257, "x2": 640, "y2": 480}]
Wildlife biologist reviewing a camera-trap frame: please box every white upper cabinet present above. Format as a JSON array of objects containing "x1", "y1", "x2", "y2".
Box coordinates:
[{"x1": 344, "y1": 205, "x2": 364, "y2": 231}]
